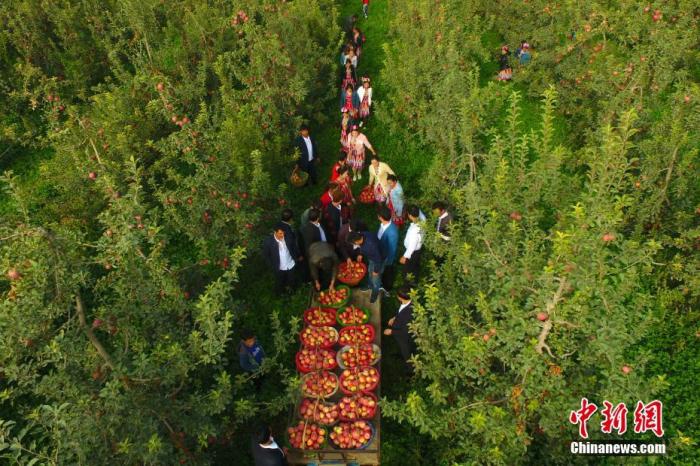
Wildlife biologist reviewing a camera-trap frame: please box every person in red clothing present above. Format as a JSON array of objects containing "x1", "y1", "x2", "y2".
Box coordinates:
[
  {"x1": 362, "y1": 0, "x2": 370, "y2": 19},
  {"x1": 330, "y1": 151, "x2": 348, "y2": 182}
]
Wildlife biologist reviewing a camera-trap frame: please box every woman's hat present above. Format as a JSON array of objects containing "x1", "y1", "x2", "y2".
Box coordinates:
[
  {"x1": 351, "y1": 124, "x2": 359, "y2": 131},
  {"x1": 362, "y1": 76, "x2": 371, "y2": 83},
  {"x1": 522, "y1": 42, "x2": 530, "y2": 49}
]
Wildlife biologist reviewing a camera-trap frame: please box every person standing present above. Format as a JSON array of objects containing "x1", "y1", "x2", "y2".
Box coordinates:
[
  {"x1": 348, "y1": 231, "x2": 383, "y2": 303},
  {"x1": 350, "y1": 26, "x2": 366, "y2": 59},
  {"x1": 340, "y1": 61, "x2": 357, "y2": 91},
  {"x1": 367, "y1": 155, "x2": 394, "y2": 203},
  {"x1": 280, "y1": 208, "x2": 304, "y2": 261},
  {"x1": 383, "y1": 287, "x2": 417, "y2": 375},
  {"x1": 337, "y1": 219, "x2": 367, "y2": 262},
  {"x1": 320, "y1": 183, "x2": 340, "y2": 209},
  {"x1": 262, "y1": 223, "x2": 300, "y2": 294},
  {"x1": 432, "y1": 201, "x2": 452, "y2": 241},
  {"x1": 386, "y1": 174, "x2": 405, "y2": 226},
  {"x1": 294, "y1": 124, "x2": 319, "y2": 186},
  {"x1": 335, "y1": 165, "x2": 356, "y2": 206},
  {"x1": 362, "y1": 0, "x2": 370, "y2": 19},
  {"x1": 343, "y1": 125, "x2": 376, "y2": 181},
  {"x1": 323, "y1": 197, "x2": 350, "y2": 243},
  {"x1": 356, "y1": 77, "x2": 372, "y2": 125},
  {"x1": 399, "y1": 205, "x2": 424, "y2": 287},
  {"x1": 251, "y1": 425, "x2": 289, "y2": 466},
  {"x1": 301, "y1": 199, "x2": 324, "y2": 228},
  {"x1": 340, "y1": 85, "x2": 360, "y2": 118},
  {"x1": 239, "y1": 329, "x2": 266, "y2": 390},
  {"x1": 377, "y1": 206, "x2": 399, "y2": 293},
  {"x1": 308, "y1": 241, "x2": 340, "y2": 291},
  {"x1": 331, "y1": 151, "x2": 348, "y2": 182},
  {"x1": 302, "y1": 209, "x2": 328, "y2": 253},
  {"x1": 497, "y1": 45, "x2": 512, "y2": 81}
]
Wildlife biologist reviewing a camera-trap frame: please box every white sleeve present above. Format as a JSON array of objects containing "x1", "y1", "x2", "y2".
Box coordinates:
[
  {"x1": 403, "y1": 229, "x2": 417, "y2": 259},
  {"x1": 368, "y1": 88, "x2": 372, "y2": 106}
]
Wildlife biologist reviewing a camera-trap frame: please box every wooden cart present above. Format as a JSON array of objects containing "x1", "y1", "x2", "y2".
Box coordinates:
[{"x1": 287, "y1": 288, "x2": 382, "y2": 466}]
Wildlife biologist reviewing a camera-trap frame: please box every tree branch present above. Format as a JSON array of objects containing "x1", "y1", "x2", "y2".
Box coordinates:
[
  {"x1": 535, "y1": 278, "x2": 568, "y2": 357},
  {"x1": 75, "y1": 293, "x2": 115, "y2": 371}
]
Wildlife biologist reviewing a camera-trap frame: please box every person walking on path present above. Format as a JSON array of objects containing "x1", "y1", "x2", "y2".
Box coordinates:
[
  {"x1": 497, "y1": 45, "x2": 513, "y2": 81},
  {"x1": 350, "y1": 26, "x2": 366, "y2": 59},
  {"x1": 340, "y1": 61, "x2": 357, "y2": 91},
  {"x1": 432, "y1": 201, "x2": 452, "y2": 241},
  {"x1": 356, "y1": 77, "x2": 372, "y2": 125},
  {"x1": 334, "y1": 165, "x2": 356, "y2": 206},
  {"x1": 330, "y1": 151, "x2": 348, "y2": 182},
  {"x1": 251, "y1": 425, "x2": 289, "y2": 466},
  {"x1": 340, "y1": 85, "x2": 360, "y2": 119},
  {"x1": 262, "y1": 223, "x2": 300, "y2": 294},
  {"x1": 340, "y1": 110, "x2": 355, "y2": 153},
  {"x1": 308, "y1": 241, "x2": 340, "y2": 291},
  {"x1": 343, "y1": 125, "x2": 376, "y2": 181},
  {"x1": 377, "y1": 206, "x2": 399, "y2": 293},
  {"x1": 367, "y1": 155, "x2": 394, "y2": 203},
  {"x1": 399, "y1": 205, "x2": 424, "y2": 287},
  {"x1": 294, "y1": 124, "x2": 319, "y2": 186},
  {"x1": 386, "y1": 174, "x2": 405, "y2": 226},
  {"x1": 383, "y1": 287, "x2": 417, "y2": 376},
  {"x1": 348, "y1": 231, "x2": 383, "y2": 304},
  {"x1": 361, "y1": 0, "x2": 370, "y2": 19}
]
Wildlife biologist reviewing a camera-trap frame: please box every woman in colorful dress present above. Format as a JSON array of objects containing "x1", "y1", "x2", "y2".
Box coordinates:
[
  {"x1": 339, "y1": 85, "x2": 360, "y2": 119},
  {"x1": 350, "y1": 26, "x2": 365, "y2": 60},
  {"x1": 367, "y1": 155, "x2": 394, "y2": 203},
  {"x1": 386, "y1": 174, "x2": 405, "y2": 226},
  {"x1": 341, "y1": 46, "x2": 358, "y2": 69},
  {"x1": 330, "y1": 151, "x2": 348, "y2": 182},
  {"x1": 343, "y1": 125, "x2": 376, "y2": 181},
  {"x1": 497, "y1": 45, "x2": 512, "y2": 81},
  {"x1": 356, "y1": 77, "x2": 372, "y2": 125},
  {"x1": 340, "y1": 61, "x2": 357, "y2": 92},
  {"x1": 340, "y1": 108, "x2": 355, "y2": 152},
  {"x1": 335, "y1": 165, "x2": 356, "y2": 206}
]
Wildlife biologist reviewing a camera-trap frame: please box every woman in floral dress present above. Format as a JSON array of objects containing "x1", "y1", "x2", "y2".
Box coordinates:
[
  {"x1": 356, "y1": 77, "x2": 372, "y2": 124},
  {"x1": 343, "y1": 125, "x2": 376, "y2": 181},
  {"x1": 339, "y1": 85, "x2": 359, "y2": 119}
]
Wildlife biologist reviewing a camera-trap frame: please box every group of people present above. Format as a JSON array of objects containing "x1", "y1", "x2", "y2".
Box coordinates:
[{"x1": 497, "y1": 40, "x2": 532, "y2": 81}]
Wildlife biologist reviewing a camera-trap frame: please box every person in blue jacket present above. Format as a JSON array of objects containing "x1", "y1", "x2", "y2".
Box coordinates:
[
  {"x1": 348, "y1": 230, "x2": 384, "y2": 303},
  {"x1": 377, "y1": 206, "x2": 399, "y2": 295},
  {"x1": 239, "y1": 329, "x2": 265, "y2": 390}
]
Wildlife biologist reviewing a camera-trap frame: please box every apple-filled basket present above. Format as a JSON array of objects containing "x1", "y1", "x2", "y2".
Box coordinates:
[
  {"x1": 329, "y1": 420, "x2": 376, "y2": 450},
  {"x1": 315, "y1": 285, "x2": 351, "y2": 308},
  {"x1": 337, "y1": 392, "x2": 379, "y2": 421},
  {"x1": 359, "y1": 185, "x2": 375, "y2": 204},
  {"x1": 303, "y1": 306, "x2": 338, "y2": 327},
  {"x1": 299, "y1": 398, "x2": 341, "y2": 426},
  {"x1": 336, "y1": 304, "x2": 371, "y2": 326},
  {"x1": 338, "y1": 324, "x2": 375, "y2": 346},
  {"x1": 338, "y1": 366, "x2": 380, "y2": 395},
  {"x1": 336, "y1": 261, "x2": 367, "y2": 287},
  {"x1": 295, "y1": 347, "x2": 338, "y2": 373},
  {"x1": 299, "y1": 325, "x2": 339, "y2": 349},
  {"x1": 287, "y1": 420, "x2": 328, "y2": 450},
  {"x1": 301, "y1": 371, "x2": 340, "y2": 398},
  {"x1": 336, "y1": 343, "x2": 381, "y2": 369}
]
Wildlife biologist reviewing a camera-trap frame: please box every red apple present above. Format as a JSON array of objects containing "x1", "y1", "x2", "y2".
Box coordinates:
[
  {"x1": 92, "y1": 318, "x2": 103, "y2": 329},
  {"x1": 684, "y1": 95, "x2": 691, "y2": 103},
  {"x1": 156, "y1": 82, "x2": 164, "y2": 92},
  {"x1": 622, "y1": 365, "x2": 632, "y2": 374},
  {"x1": 537, "y1": 312, "x2": 549, "y2": 322},
  {"x1": 88, "y1": 172, "x2": 97, "y2": 180},
  {"x1": 602, "y1": 233, "x2": 616, "y2": 242},
  {"x1": 482, "y1": 334, "x2": 490, "y2": 342},
  {"x1": 7, "y1": 268, "x2": 21, "y2": 281}
]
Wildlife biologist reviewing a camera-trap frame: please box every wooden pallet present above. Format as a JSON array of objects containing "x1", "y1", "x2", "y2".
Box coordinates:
[{"x1": 287, "y1": 288, "x2": 382, "y2": 466}]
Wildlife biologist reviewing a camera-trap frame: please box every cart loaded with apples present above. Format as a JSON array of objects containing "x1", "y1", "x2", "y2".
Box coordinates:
[{"x1": 287, "y1": 262, "x2": 382, "y2": 465}]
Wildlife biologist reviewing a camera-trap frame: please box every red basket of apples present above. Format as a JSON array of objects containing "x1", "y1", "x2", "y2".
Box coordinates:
[
  {"x1": 301, "y1": 371, "x2": 339, "y2": 398},
  {"x1": 337, "y1": 261, "x2": 367, "y2": 286},
  {"x1": 338, "y1": 392, "x2": 379, "y2": 421},
  {"x1": 338, "y1": 324, "x2": 375, "y2": 346},
  {"x1": 359, "y1": 185, "x2": 375, "y2": 204},
  {"x1": 329, "y1": 420, "x2": 376, "y2": 450},
  {"x1": 295, "y1": 347, "x2": 338, "y2": 373},
  {"x1": 300, "y1": 326, "x2": 339, "y2": 349},
  {"x1": 339, "y1": 366, "x2": 380, "y2": 395},
  {"x1": 336, "y1": 344, "x2": 381, "y2": 369},
  {"x1": 288, "y1": 420, "x2": 327, "y2": 450},
  {"x1": 316, "y1": 285, "x2": 351, "y2": 308},
  {"x1": 303, "y1": 306, "x2": 337, "y2": 327},
  {"x1": 299, "y1": 398, "x2": 341, "y2": 426},
  {"x1": 336, "y1": 304, "x2": 370, "y2": 326}
]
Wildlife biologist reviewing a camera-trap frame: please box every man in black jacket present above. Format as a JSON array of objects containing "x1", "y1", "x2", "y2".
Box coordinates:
[
  {"x1": 383, "y1": 287, "x2": 417, "y2": 375},
  {"x1": 262, "y1": 223, "x2": 300, "y2": 294},
  {"x1": 251, "y1": 425, "x2": 288, "y2": 466},
  {"x1": 294, "y1": 124, "x2": 319, "y2": 186},
  {"x1": 301, "y1": 209, "x2": 328, "y2": 254}
]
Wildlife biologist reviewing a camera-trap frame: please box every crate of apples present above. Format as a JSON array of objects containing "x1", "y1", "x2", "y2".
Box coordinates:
[
  {"x1": 288, "y1": 420, "x2": 326, "y2": 450},
  {"x1": 359, "y1": 185, "x2": 375, "y2": 204},
  {"x1": 330, "y1": 420, "x2": 375, "y2": 450},
  {"x1": 337, "y1": 261, "x2": 367, "y2": 286},
  {"x1": 303, "y1": 307, "x2": 337, "y2": 327},
  {"x1": 337, "y1": 344, "x2": 381, "y2": 369},
  {"x1": 338, "y1": 393, "x2": 379, "y2": 421},
  {"x1": 316, "y1": 285, "x2": 350, "y2": 308},
  {"x1": 299, "y1": 398, "x2": 340, "y2": 426},
  {"x1": 339, "y1": 366, "x2": 380, "y2": 394},
  {"x1": 336, "y1": 305, "x2": 370, "y2": 326},
  {"x1": 301, "y1": 371, "x2": 339, "y2": 398},
  {"x1": 300, "y1": 326, "x2": 338, "y2": 348},
  {"x1": 338, "y1": 324, "x2": 375, "y2": 346},
  {"x1": 296, "y1": 347, "x2": 338, "y2": 372}
]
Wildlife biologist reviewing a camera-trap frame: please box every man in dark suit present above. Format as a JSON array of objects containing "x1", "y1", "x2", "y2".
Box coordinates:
[
  {"x1": 262, "y1": 223, "x2": 300, "y2": 294},
  {"x1": 251, "y1": 425, "x2": 288, "y2": 466},
  {"x1": 301, "y1": 209, "x2": 328, "y2": 254},
  {"x1": 383, "y1": 287, "x2": 417, "y2": 375},
  {"x1": 348, "y1": 230, "x2": 383, "y2": 304},
  {"x1": 323, "y1": 198, "x2": 350, "y2": 244},
  {"x1": 377, "y1": 206, "x2": 399, "y2": 293},
  {"x1": 294, "y1": 124, "x2": 319, "y2": 186},
  {"x1": 432, "y1": 201, "x2": 452, "y2": 241}
]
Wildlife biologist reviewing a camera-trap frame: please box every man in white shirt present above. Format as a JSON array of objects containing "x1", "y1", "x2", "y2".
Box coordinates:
[
  {"x1": 262, "y1": 223, "x2": 300, "y2": 294},
  {"x1": 383, "y1": 287, "x2": 417, "y2": 375},
  {"x1": 295, "y1": 124, "x2": 319, "y2": 186},
  {"x1": 251, "y1": 425, "x2": 288, "y2": 466},
  {"x1": 399, "y1": 205, "x2": 424, "y2": 287}
]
